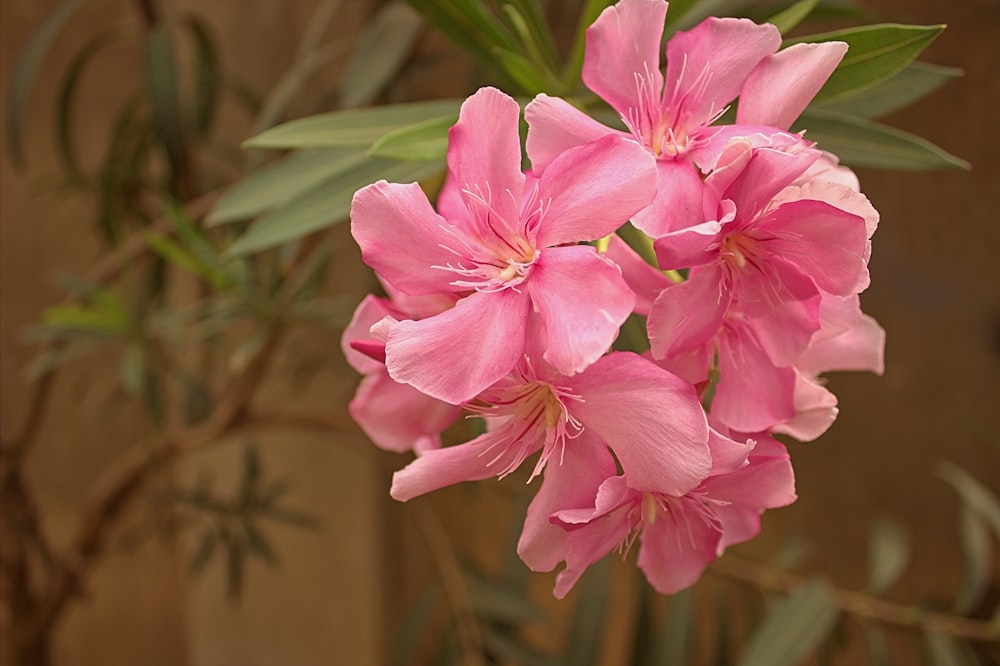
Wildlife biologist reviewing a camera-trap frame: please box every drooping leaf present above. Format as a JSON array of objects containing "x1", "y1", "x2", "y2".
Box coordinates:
[
  {"x1": 340, "y1": 2, "x2": 424, "y2": 109},
  {"x1": 243, "y1": 522, "x2": 278, "y2": 566},
  {"x1": 180, "y1": 15, "x2": 220, "y2": 135},
  {"x1": 937, "y1": 461, "x2": 1000, "y2": 540},
  {"x1": 867, "y1": 515, "x2": 911, "y2": 595},
  {"x1": 144, "y1": 26, "x2": 187, "y2": 181},
  {"x1": 224, "y1": 158, "x2": 444, "y2": 256},
  {"x1": 6, "y1": 0, "x2": 89, "y2": 168},
  {"x1": 208, "y1": 149, "x2": 369, "y2": 225},
  {"x1": 766, "y1": 0, "x2": 820, "y2": 35},
  {"x1": 368, "y1": 114, "x2": 456, "y2": 161},
  {"x1": 499, "y1": 4, "x2": 561, "y2": 92},
  {"x1": 492, "y1": 47, "x2": 550, "y2": 96},
  {"x1": 794, "y1": 109, "x2": 970, "y2": 171},
  {"x1": 243, "y1": 99, "x2": 462, "y2": 150},
  {"x1": 814, "y1": 61, "x2": 962, "y2": 119},
  {"x1": 788, "y1": 23, "x2": 945, "y2": 105},
  {"x1": 188, "y1": 530, "x2": 218, "y2": 575},
  {"x1": 738, "y1": 578, "x2": 840, "y2": 666},
  {"x1": 953, "y1": 506, "x2": 993, "y2": 615}
]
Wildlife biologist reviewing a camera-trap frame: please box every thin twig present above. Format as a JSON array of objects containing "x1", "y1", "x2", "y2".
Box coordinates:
[{"x1": 711, "y1": 554, "x2": 1000, "y2": 643}]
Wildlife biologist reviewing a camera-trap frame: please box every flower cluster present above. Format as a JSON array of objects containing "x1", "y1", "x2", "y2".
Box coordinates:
[{"x1": 344, "y1": 0, "x2": 883, "y2": 597}]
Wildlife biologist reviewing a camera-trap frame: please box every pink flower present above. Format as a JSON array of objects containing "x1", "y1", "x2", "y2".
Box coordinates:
[
  {"x1": 390, "y1": 351, "x2": 711, "y2": 502},
  {"x1": 351, "y1": 87, "x2": 657, "y2": 404},
  {"x1": 526, "y1": 0, "x2": 845, "y2": 236},
  {"x1": 519, "y1": 430, "x2": 796, "y2": 597},
  {"x1": 342, "y1": 290, "x2": 462, "y2": 454}
]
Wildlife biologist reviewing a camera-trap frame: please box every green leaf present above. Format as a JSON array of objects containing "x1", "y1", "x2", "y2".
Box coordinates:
[
  {"x1": 188, "y1": 530, "x2": 218, "y2": 575},
  {"x1": 390, "y1": 583, "x2": 443, "y2": 666},
  {"x1": 43, "y1": 299, "x2": 129, "y2": 334},
  {"x1": 924, "y1": 633, "x2": 979, "y2": 666},
  {"x1": 468, "y1": 573, "x2": 544, "y2": 623},
  {"x1": 368, "y1": 114, "x2": 455, "y2": 161},
  {"x1": 867, "y1": 515, "x2": 910, "y2": 595},
  {"x1": 794, "y1": 109, "x2": 970, "y2": 171},
  {"x1": 208, "y1": 149, "x2": 368, "y2": 225},
  {"x1": 340, "y1": 2, "x2": 424, "y2": 109},
  {"x1": 55, "y1": 27, "x2": 124, "y2": 177},
  {"x1": 655, "y1": 587, "x2": 694, "y2": 665},
  {"x1": 861, "y1": 621, "x2": 892, "y2": 666},
  {"x1": 180, "y1": 15, "x2": 220, "y2": 136},
  {"x1": 243, "y1": 522, "x2": 278, "y2": 566},
  {"x1": 566, "y1": 0, "x2": 615, "y2": 86},
  {"x1": 565, "y1": 556, "x2": 611, "y2": 666},
  {"x1": 788, "y1": 23, "x2": 945, "y2": 105},
  {"x1": 144, "y1": 26, "x2": 187, "y2": 177},
  {"x1": 500, "y1": 4, "x2": 561, "y2": 91},
  {"x1": 224, "y1": 158, "x2": 444, "y2": 256},
  {"x1": 6, "y1": 0, "x2": 88, "y2": 168},
  {"x1": 481, "y1": 626, "x2": 554, "y2": 666},
  {"x1": 492, "y1": 47, "x2": 549, "y2": 96},
  {"x1": 766, "y1": 0, "x2": 819, "y2": 35},
  {"x1": 243, "y1": 99, "x2": 461, "y2": 149},
  {"x1": 815, "y1": 61, "x2": 962, "y2": 119},
  {"x1": 954, "y1": 506, "x2": 993, "y2": 615},
  {"x1": 937, "y1": 461, "x2": 1000, "y2": 540},
  {"x1": 738, "y1": 578, "x2": 840, "y2": 666}
]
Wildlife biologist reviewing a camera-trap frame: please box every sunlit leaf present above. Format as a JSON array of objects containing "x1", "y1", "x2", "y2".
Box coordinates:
[
  {"x1": 794, "y1": 109, "x2": 970, "y2": 170},
  {"x1": 209, "y1": 149, "x2": 368, "y2": 225},
  {"x1": 954, "y1": 506, "x2": 993, "y2": 615},
  {"x1": 341, "y1": 2, "x2": 424, "y2": 108},
  {"x1": 6, "y1": 0, "x2": 89, "y2": 168},
  {"x1": 224, "y1": 158, "x2": 444, "y2": 256},
  {"x1": 788, "y1": 23, "x2": 944, "y2": 105},
  {"x1": 738, "y1": 578, "x2": 839, "y2": 666},
  {"x1": 815, "y1": 61, "x2": 962, "y2": 118},
  {"x1": 867, "y1": 515, "x2": 910, "y2": 595},
  {"x1": 368, "y1": 114, "x2": 455, "y2": 161},
  {"x1": 243, "y1": 99, "x2": 461, "y2": 149},
  {"x1": 766, "y1": 0, "x2": 819, "y2": 35}
]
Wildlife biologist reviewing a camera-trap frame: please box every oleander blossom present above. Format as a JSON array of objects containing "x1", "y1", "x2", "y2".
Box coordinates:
[{"x1": 351, "y1": 87, "x2": 657, "y2": 405}]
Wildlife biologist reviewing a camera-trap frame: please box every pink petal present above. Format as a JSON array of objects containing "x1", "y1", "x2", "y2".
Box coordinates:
[
  {"x1": 350, "y1": 371, "x2": 460, "y2": 453},
  {"x1": 653, "y1": 219, "x2": 722, "y2": 270},
  {"x1": 386, "y1": 289, "x2": 530, "y2": 404},
  {"x1": 604, "y1": 234, "x2": 672, "y2": 316},
  {"x1": 526, "y1": 246, "x2": 635, "y2": 376},
  {"x1": 721, "y1": 147, "x2": 820, "y2": 221},
  {"x1": 582, "y1": 0, "x2": 667, "y2": 117},
  {"x1": 798, "y1": 313, "x2": 886, "y2": 375},
  {"x1": 342, "y1": 295, "x2": 395, "y2": 374},
  {"x1": 565, "y1": 352, "x2": 711, "y2": 495},
  {"x1": 534, "y1": 135, "x2": 657, "y2": 247},
  {"x1": 447, "y1": 87, "x2": 525, "y2": 227},
  {"x1": 708, "y1": 428, "x2": 753, "y2": 475},
  {"x1": 351, "y1": 181, "x2": 464, "y2": 295},
  {"x1": 758, "y1": 199, "x2": 869, "y2": 296},
  {"x1": 517, "y1": 432, "x2": 618, "y2": 573},
  {"x1": 390, "y1": 419, "x2": 533, "y2": 501},
  {"x1": 771, "y1": 371, "x2": 839, "y2": 441},
  {"x1": 648, "y1": 264, "x2": 730, "y2": 360},
  {"x1": 631, "y1": 158, "x2": 707, "y2": 237},
  {"x1": 712, "y1": 327, "x2": 796, "y2": 432},
  {"x1": 737, "y1": 42, "x2": 848, "y2": 130},
  {"x1": 525, "y1": 94, "x2": 620, "y2": 173},
  {"x1": 664, "y1": 18, "x2": 781, "y2": 130},
  {"x1": 737, "y1": 262, "x2": 822, "y2": 367},
  {"x1": 704, "y1": 436, "x2": 796, "y2": 510},
  {"x1": 637, "y1": 505, "x2": 719, "y2": 594}
]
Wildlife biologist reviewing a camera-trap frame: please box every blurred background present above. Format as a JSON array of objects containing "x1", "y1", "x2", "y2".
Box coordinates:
[{"x1": 1, "y1": 0, "x2": 998, "y2": 664}]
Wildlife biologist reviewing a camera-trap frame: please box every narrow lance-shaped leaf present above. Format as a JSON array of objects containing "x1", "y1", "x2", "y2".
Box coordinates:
[
  {"x1": 224, "y1": 157, "x2": 444, "y2": 257},
  {"x1": 144, "y1": 26, "x2": 187, "y2": 180},
  {"x1": 937, "y1": 461, "x2": 1000, "y2": 540},
  {"x1": 368, "y1": 114, "x2": 456, "y2": 161},
  {"x1": 243, "y1": 100, "x2": 462, "y2": 150},
  {"x1": 180, "y1": 15, "x2": 220, "y2": 135},
  {"x1": 867, "y1": 515, "x2": 910, "y2": 595},
  {"x1": 565, "y1": 557, "x2": 611, "y2": 666},
  {"x1": 794, "y1": 109, "x2": 970, "y2": 171},
  {"x1": 924, "y1": 632, "x2": 980, "y2": 666},
  {"x1": 953, "y1": 506, "x2": 993, "y2": 615},
  {"x1": 6, "y1": 0, "x2": 88, "y2": 168},
  {"x1": 788, "y1": 23, "x2": 945, "y2": 105},
  {"x1": 814, "y1": 61, "x2": 962, "y2": 119},
  {"x1": 340, "y1": 1, "x2": 424, "y2": 109},
  {"x1": 766, "y1": 0, "x2": 820, "y2": 36},
  {"x1": 655, "y1": 587, "x2": 694, "y2": 665},
  {"x1": 738, "y1": 578, "x2": 840, "y2": 666}
]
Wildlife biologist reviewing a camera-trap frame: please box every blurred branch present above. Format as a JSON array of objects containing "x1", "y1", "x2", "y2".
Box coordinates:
[{"x1": 711, "y1": 554, "x2": 1000, "y2": 642}]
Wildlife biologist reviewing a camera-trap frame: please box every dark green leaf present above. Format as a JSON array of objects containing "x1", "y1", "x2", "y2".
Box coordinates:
[
  {"x1": 55, "y1": 27, "x2": 124, "y2": 177},
  {"x1": 243, "y1": 99, "x2": 462, "y2": 149},
  {"x1": 794, "y1": 109, "x2": 970, "y2": 171},
  {"x1": 368, "y1": 114, "x2": 456, "y2": 161},
  {"x1": 391, "y1": 583, "x2": 444, "y2": 666},
  {"x1": 738, "y1": 578, "x2": 840, "y2": 666},
  {"x1": 144, "y1": 26, "x2": 187, "y2": 178},
  {"x1": 815, "y1": 61, "x2": 962, "y2": 119},
  {"x1": 766, "y1": 0, "x2": 819, "y2": 35},
  {"x1": 341, "y1": 2, "x2": 423, "y2": 109},
  {"x1": 565, "y1": 556, "x2": 611, "y2": 666},
  {"x1": 224, "y1": 158, "x2": 444, "y2": 256},
  {"x1": 669, "y1": 0, "x2": 755, "y2": 33},
  {"x1": 180, "y1": 15, "x2": 219, "y2": 135},
  {"x1": 867, "y1": 515, "x2": 910, "y2": 595},
  {"x1": 468, "y1": 573, "x2": 544, "y2": 624},
  {"x1": 953, "y1": 506, "x2": 992, "y2": 615},
  {"x1": 188, "y1": 530, "x2": 218, "y2": 575},
  {"x1": 499, "y1": 5, "x2": 561, "y2": 91},
  {"x1": 788, "y1": 23, "x2": 945, "y2": 105},
  {"x1": 6, "y1": 0, "x2": 88, "y2": 168},
  {"x1": 223, "y1": 529, "x2": 245, "y2": 601},
  {"x1": 492, "y1": 47, "x2": 550, "y2": 96},
  {"x1": 243, "y1": 522, "x2": 278, "y2": 566}
]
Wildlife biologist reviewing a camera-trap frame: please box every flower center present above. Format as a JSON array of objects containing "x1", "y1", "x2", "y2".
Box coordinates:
[{"x1": 720, "y1": 232, "x2": 757, "y2": 271}]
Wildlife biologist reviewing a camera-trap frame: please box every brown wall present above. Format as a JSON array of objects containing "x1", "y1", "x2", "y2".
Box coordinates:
[{"x1": 2, "y1": 0, "x2": 998, "y2": 664}]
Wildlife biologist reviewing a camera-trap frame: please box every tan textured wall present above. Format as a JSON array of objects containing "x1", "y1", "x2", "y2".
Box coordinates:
[{"x1": 2, "y1": 0, "x2": 998, "y2": 664}]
